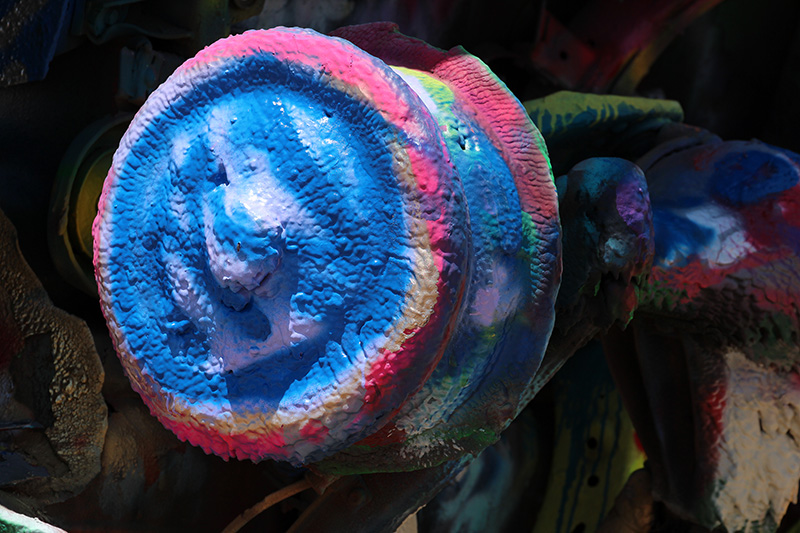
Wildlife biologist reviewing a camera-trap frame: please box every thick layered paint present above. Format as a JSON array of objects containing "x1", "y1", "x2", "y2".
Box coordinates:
[
  {"x1": 524, "y1": 91, "x2": 684, "y2": 175},
  {"x1": 641, "y1": 138, "x2": 800, "y2": 347},
  {"x1": 331, "y1": 24, "x2": 561, "y2": 321},
  {"x1": 556, "y1": 157, "x2": 654, "y2": 330},
  {"x1": 93, "y1": 28, "x2": 469, "y2": 465},
  {"x1": 626, "y1": 135, "x2": 800, "y2": 530},
  {"x1": 313, "y1": 23, "x2": 560, "y2": 473},
  {"x1": 95, "y1": 25, "x2": 562, "y2": 471},
  {"x1": 0, "y1": 210, "x2": 107, "y2": 499},
  {"x1": 526, "y1": 92, "x2": 683, "y2": 144},
  {"x1": 385, "y1": 67, "x2": 540, "y2": 456},
  {"x1": 712, "y1": 348, "x2": 800, "y2": 532}
]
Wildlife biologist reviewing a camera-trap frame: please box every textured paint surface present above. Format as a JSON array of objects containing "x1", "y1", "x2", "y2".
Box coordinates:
[
  {"x1": 94, "y1": 24, "x2": 560, "y2": 470},
  {"x1": 628, "y1": 135, "x2": 800, "y2": 530},
  {"x1": 525, "y1": 91, "x2": 683, "y2": 143},
  {"x1": 641, "y1": 138, "x2": 800, "y2": 347},
  {"x1": 524, "y1": 91, "x2": 684, "y2": 175},
  {"x1": 713, "y1": 349, "x2": 800, "y2": 532},
  {"x1": 0, "y1": 210, "x2": 107, "y2": 502},
  {"x1": 556, "y1": 157, "x2": 654, "y2": 329},
  {"x1": 0, "y1": 0, "x2": 71, "y2": 86},
  {"x1": 388, "y1": 66, "x2": 533, "y2": 433},
  {"x1": 94, "y1": 27, "x2": 471, "y2": 465},
  {"x1": 322, "y1": 22, "x2": 560, "y2": 472}
]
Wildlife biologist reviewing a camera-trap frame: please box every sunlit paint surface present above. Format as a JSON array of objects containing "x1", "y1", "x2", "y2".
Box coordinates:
[
  {"x1": 93, "y1": 27, "x2": 470, "y2": 465},
  {"x1": 95, "y1": 24, "x2": 560, "y2": 470},
  {"x1": 319, "y1": 23, "x2": 561, "y2": 473},
  {"x1": 524, "y1": 91, "x2": 684, "y2": 175},
  {"x1": 712, "y1": 349, "x2": 800, "y2": 533},
  {"x1": 386, "y1": 66, "x2": 539, "y2": 451}
]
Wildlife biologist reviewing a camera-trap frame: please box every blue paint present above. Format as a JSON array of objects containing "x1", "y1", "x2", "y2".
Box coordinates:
[
  {"x1": 552, "y1": 341, "x2": 623, "y2": 533},
  {"x1": 644, "y1": 163, "x2": 711, "y2": 210},
  {"x1": 712, "y1": 145, "x2": 799, "y2": 206},
  {"x1": 652, "y1": 210, "x2": 715, "y2": 267},
  {"x1": 421, "y1": 440, "x2": 516, "y2": 532},
  {"x1": 385, "y1": 69, "x2": 545, "y2": 443},
  {"x1": 645, "y1": 140, "x2": 800, "y2": 268},
  {"x1": 104, "y1": 53, "x2": 415, "y2": 411},
  {"x1": 557, "y1": 158, "x2": 652, "y2": 309},
  {"x1": 0, "y1": 0, "x2": 72, "y2": 84}
]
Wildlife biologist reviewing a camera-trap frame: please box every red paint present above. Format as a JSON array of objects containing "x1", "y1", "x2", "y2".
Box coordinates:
[
  {"x1": 692, "y1": 361, "x2": 727, "y2": 489},
  {"x1": 359, "y1": 262, "x2": 465, "y2": 422},
  {"x1": 650, "y1": 246, "x2": 788, "y2": 305},
  {"x1": 0, "y1": 317, "x2": 23, "y2": 370},
  {"x1": 353, "y1": 421, "x2": 407, "y2": 447},
  {"x1": 633, "y1": 430, "x2": 645, "y2": 454},
  {"x1": 299, "y1": 419, "x2": 330, "y2": 444},
  {"x1": 741, "y1": 186, "x2": 800, "y2": 253},
  {"x1": 692, "y1": 146, "x2": 716, "y2": 172},
  {"x1": 99, "y1": 27, "x2": 473, "y2": 463},
  {"x1": 143, "y1": 448, "x2": 161, "y2": 487}
]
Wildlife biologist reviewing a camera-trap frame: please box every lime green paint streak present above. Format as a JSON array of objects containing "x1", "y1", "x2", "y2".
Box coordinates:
[
  {"x1": 391, "y1": 66, "x2": 456, "y2": 107},
  {"x1": 519, "y1": 211, "x2": 542, "y2": 288}
]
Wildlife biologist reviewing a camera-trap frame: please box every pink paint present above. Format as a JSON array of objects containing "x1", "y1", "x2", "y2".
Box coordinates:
[
  {"x1": 333, "y1": 22, "x2": 562, "y2": 329},
  {"x1": 299, "y1": 420, "x2": 330, "y2": 445},
  {"x1": 359, "y1": 269, "x2": 465, "y2": 420},
  {"x1": 94, "y1": 25, "x2": 560, "y2": 470},
  {"x1": 331, "y1": 22, "x2": 559, "y2": 224}
]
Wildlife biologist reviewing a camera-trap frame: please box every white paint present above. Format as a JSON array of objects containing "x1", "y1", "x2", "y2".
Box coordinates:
[
  {"x1": 713, "y1": 348, "x2": 800, "y2": 532},
  {"x1": 394, "y1": 512, "x2": 418, "y2": 533},
  {"x1": 0, "y1": 504, "x2": 66, "y2": 533},
  {"x1": 471, "y1": 261, "x2": 522, "y2": 328},
  {"x1": 390, "y1": 67, "x2": 440, "y2": 116},
  {"x1": 684, "y1": 204, "x2": 756, "y2": 267}
]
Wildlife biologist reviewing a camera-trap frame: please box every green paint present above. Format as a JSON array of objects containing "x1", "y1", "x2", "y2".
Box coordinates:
[
  {"x1": 523, "y1": 91, "x2": 683, "y2": 175},
  {"x1": 638, "y1": 276, "x2": 688, "y2": 312},
  {"x1": 519, "y1": 211, "x2": 543, "y2": 288},
  {"x1": 524, "y1": 91, "x2": 683, "y2": 140},
  {"x1": 0, "y1": 506, "x2": 64, "y2": 533}
]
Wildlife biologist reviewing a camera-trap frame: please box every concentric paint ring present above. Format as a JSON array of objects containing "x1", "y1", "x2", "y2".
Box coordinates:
[
  {"x1": 319, "y1": 23, "x2": 561, "y2": 472},
  {"x1": 93, "y1": 27, "x2": 469, "y2": 464}
]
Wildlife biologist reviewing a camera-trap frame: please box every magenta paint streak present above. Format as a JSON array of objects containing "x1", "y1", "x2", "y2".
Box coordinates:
[
  {"x1": 95, "y1": 27, "x2": 473, "y2": 464},
  {"x1": 332, "y1": 21, "x2": 561, "y2": 332},
  {"x1": 300, "y1": 420, "x2": 331, "y2": 445},
  {"x1": 331, "y1": 22, "x2": 558, "y2": 223}
]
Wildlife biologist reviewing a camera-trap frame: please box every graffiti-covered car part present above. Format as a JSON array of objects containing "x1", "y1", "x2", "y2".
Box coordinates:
[
  {"x1": 606, "y1": 128, "x2": 800, "y2": 532},
  {"x1": 91, "y1": 24, "x2": 562, "y2": 472}
]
